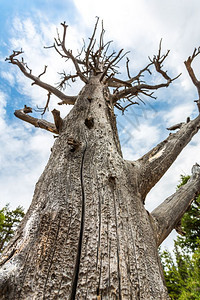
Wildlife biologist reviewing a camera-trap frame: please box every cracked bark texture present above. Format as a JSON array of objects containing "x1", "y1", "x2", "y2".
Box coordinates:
[
  {"x1": 0, "y1": 79, "x2": 171, "y2": 299},
  {"x1": 1, "y1": 21, "x2": 200, "y2": 300},
  {"x1": 1, "y1": 76, "x2": 200, "y2": 300}
]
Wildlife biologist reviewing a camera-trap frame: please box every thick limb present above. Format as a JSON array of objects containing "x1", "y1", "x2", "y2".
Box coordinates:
[
  {"x1": 135, "y1": 113, "x2": 200, "y2": 201},
  {"x1": 151, "y1": 164, "x2": 200, "y2": 246},
  {"x1": 14, "y1": 106, "x2": 59, "y2": 134}
]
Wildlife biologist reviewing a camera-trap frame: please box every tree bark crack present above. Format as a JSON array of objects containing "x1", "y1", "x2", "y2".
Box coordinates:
[
  {"x1": 69, "y1": 142, "x2": 87, "y2": 300},
  {"x1": 113, "y1": 190, "x2": 122, "y2": 300}
]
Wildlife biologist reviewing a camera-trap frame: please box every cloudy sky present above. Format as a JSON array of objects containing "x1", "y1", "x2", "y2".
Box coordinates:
[{"x1": 1, "y1": 0, "x2": 200, "y2": 250}]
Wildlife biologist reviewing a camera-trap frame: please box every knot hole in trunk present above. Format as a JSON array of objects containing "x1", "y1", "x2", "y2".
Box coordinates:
[
  {"x1": 85, "y1": 117, "x2": 94, "y2": 129},
  {"x1": 108, "y1": 175, "x2": 116, "y2": 188}
]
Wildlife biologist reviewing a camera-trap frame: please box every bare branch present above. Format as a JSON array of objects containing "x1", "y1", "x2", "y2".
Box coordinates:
[
  {"x1": 184, "y1": 47, "x2": 200, "y2": 100},
  {"x1": 55, "y1": 22, "x2": 89, "y2": 84},
  {"x1": 106, "y1": 76, "x2": 132, "y2": 88},
  {"x1": 111, "y1": 40, "x2": 181, "y2": 104},
  {"x1": 151, "y1": 164, "x2": 200, "y2": 246},
  {"x1": 167, "y1": 122, "x2": 184, "y2": 130},
  {"x1": 14, "y1": 106, "x2": 58, "y2": 134},
  {"x1": 6, "y1": 51, "x2": 77, "y2": 105},
  {"x1": 116, "y1": 100, "x2": 139, "y2": 114},
  {"x1": 152, "y1": 39, "x2": 171, "y2": 82},
  {"x1": 100, "y1": 49, "x2": 124, "y2": 81},
  {"x1": 111, "y1": 82, "x2": 170, "y2": 103},
  {"x1": 56, "y1": 71, "x2": 80, "y2": 90},
  {"x1": 85, "y1": 17, "x2": 99, "y2": 70},
  {"x1": 126, "y1": 57, "x2": 131, "y2": 79},
  {"x1": 128, "y1": 62, "x2": 153, "y2": 84},
  {"x1": 41, "y1": 92, "x2": 51, "y2": 115},
  {"x1": 38, "y1": 65, "x2": 47, "y2": 79}
]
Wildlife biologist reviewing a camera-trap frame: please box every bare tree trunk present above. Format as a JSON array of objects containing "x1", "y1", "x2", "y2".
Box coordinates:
[{"x1": 0, "y1": 80, "x2": 170, "y2": 299}]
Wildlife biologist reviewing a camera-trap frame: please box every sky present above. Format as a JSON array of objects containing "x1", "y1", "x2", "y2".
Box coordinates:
[{"x1": 1, "y1": 0, "x2": 200, "y2": 251}]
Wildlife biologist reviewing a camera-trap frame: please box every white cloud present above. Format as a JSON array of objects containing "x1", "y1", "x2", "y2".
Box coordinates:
[
  {"x1": 0, "y1": 71, "x2": 15, "y2": 86},
  {"x1": 0, "y1": 117, "x2": 54, "y2": 211},
  {"x1": 0, "y1": 85, "x2": 54, "y2": 211},
  {"x1": 122, "y1": 122, "x2": 161, "y2": 160},
  {"x1": 163, "y1": 103, "x2": 195, "y2": 126}
]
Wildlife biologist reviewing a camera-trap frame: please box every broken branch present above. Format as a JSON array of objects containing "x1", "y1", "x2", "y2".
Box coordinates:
[
  {"x1": 51, "y1": 109, "x2": 63, "y2": 133},
  {"x1": 14, "y1": 106, "x2": 58, "y2": 134}
]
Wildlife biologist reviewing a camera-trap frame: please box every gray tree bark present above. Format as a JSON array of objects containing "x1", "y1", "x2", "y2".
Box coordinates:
[{"x1": 1, "y1": 21, "x2": 200, "y2": 299}]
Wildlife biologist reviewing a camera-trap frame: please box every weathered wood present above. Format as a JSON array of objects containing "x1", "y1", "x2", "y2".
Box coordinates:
[
  {"x1": 0, "y1": 78, "x2": 170, "y2": 299},
  {"x1": 152, "y1": 166, "x2": 200, "y2": 246},
  {"x1": 14, "y1": 107, "x2": 59, "y2": 134},
  {"x1": 136, "y1": 115, "x2": 200, "y2": 202},
  {"x1": 2, "y1": 22, "x2": 200, "y2": 299}
]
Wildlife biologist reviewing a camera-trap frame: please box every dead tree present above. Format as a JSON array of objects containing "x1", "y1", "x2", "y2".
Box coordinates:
[{"x1": 1, "y1": 19, "x2": 200, "y2": 299}]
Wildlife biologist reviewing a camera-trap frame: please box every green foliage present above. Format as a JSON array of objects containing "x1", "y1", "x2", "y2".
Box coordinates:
[
  {"x1": 161, "y1": 175, "x2": 200, "y2": 299},
  {"x1": 177, "y1": 175, "x2": 190, "y2": 189},
  {"x1": 0, "y1": 204, "x2": 24, "y2": 253},
  {"x1": 176, "y1": 174, "x2": 200, "y2": 252},
  {"x1": 161, "y1": 244, "x2": 200, "y2": 299},
  {"x1": 178, "y1": 195, "x2": 200, "y2": 252}
]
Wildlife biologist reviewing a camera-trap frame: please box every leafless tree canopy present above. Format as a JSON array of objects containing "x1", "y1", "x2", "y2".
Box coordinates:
[{"x1": 6, "y1": 18, "x2": 185, "y2": 131}]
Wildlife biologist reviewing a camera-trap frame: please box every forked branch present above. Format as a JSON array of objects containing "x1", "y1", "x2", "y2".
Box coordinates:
[
  {"x1": 111, "y1": 40, "x2": 181, "y2": 106},
  {"x1": 54, "y1": 22, "x2": 89, "y2": 84},
  {"x1": 185, "y1": 47, "x2": 200, "y2": 109},
  {"x1": 6, "y1": 51, "x2": 77, "y2": 106}
]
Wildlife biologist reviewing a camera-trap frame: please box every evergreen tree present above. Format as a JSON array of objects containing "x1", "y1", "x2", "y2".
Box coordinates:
[
  {"x1": 161, "y1": 175, "x2": 200, "y2": 299},
  {"x1": 0, "y1": 204, "x2": 24, "y2": 253}
]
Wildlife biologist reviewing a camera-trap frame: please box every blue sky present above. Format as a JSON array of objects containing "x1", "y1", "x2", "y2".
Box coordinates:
[{"x1": 1, "y1": 0, "x2": 200, "y2": 251}]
